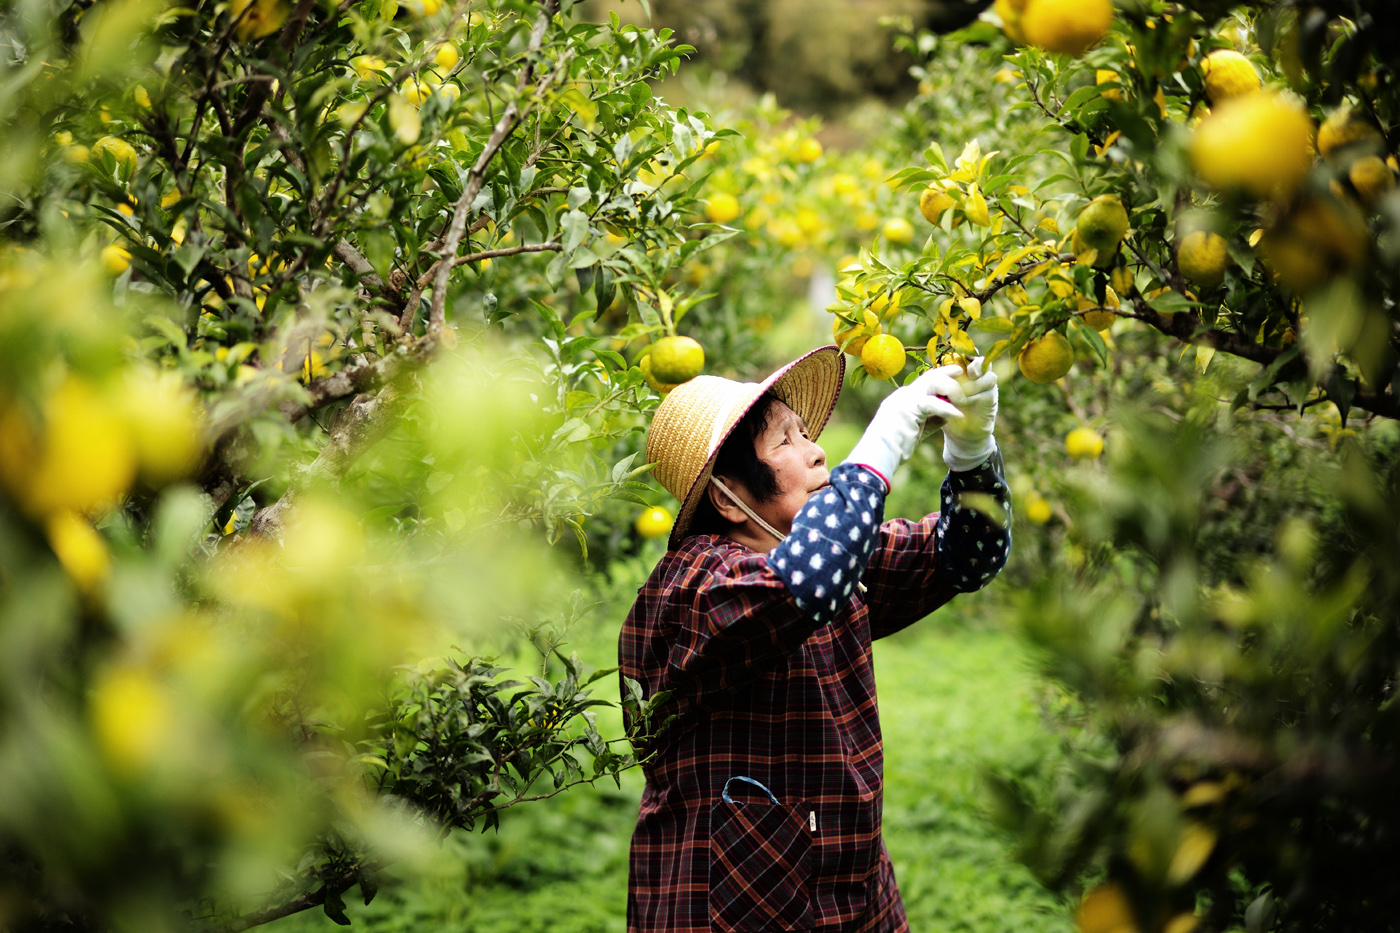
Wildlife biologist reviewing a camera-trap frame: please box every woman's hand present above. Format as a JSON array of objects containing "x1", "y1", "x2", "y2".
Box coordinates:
[
  {"x1": 842, "y1": 364, "x2": 966, "y2": 487},
  {"x1": 933, "y1": 357, "x2": 999, "y2": 471}
]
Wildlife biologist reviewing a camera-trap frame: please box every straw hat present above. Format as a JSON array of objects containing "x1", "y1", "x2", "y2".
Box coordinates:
[{"x1": 646, "y1": 345, "x2": 845, "y2": 549}]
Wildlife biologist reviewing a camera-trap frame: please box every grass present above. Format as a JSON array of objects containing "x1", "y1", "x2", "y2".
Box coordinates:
[{"x1": 271, "y1": 555, "x2": 1071, "y2": 933}]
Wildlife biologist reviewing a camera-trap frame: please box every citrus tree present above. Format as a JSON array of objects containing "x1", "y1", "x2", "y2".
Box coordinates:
[
  {"x1": 0, "y1": 0, "x2": 732, "y2": 927},
  {"x1": 797, "y1": 2, "x2": 1400, "y2": 930}
]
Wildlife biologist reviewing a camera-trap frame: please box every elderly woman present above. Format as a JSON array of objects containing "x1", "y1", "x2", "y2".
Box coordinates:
[{"x1": 620, "y1": 345, "x2": 1010, "y2": 933}]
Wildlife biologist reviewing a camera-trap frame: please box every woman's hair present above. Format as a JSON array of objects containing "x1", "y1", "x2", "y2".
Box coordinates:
[{"x1": 687, "y1": 393, "x2": 783, "y2": 537}]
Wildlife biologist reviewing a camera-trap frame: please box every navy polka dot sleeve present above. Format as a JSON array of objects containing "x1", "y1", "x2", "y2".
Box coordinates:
[
  {"x1": 767, "y1": 463, "x2": 888, "y2": 625},
  {"x1": 934, "y1": 445, "x2": 1012, "y2": 591}
]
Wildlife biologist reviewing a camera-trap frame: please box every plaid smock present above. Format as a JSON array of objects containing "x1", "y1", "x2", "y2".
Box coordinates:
[{"x1": 620, "y1": 449, "x2": 1010, "y2": 933}]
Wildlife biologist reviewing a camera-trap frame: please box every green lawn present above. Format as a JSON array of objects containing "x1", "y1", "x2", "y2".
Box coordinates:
[{"x1": 272, "y1": 569, "x2": 1070, "y2": 933}]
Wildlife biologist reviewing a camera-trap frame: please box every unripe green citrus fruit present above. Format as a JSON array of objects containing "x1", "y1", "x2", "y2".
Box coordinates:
[
  {"x1": 648, "y1": 336, "x2": 705, "y2": 384},
  {"x1": 1176, "y1": 231, "x2": 1231, "y2": 289},
  {"x1": 1017, "y1": 331, "x2": 1074, "y2": 383}
]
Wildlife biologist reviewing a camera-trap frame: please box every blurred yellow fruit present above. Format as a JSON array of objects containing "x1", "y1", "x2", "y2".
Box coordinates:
[
  {"x1": 230, "y1": 0, "x2": 289, "y2": 41},
  {"x1": 1076, "y1": 882, "x2": 1137, "y2": 933},
  {"x1": 117, "y1": 369, "x2": 204, "y2": 484},
  {"x1": 705, "y1": 191, "x2": 741, "y2": 224},
  {"x1": 92, "y1": 665, "x2": 174, "y2": 774},
  {"x1": 1200, "y1": 49, "x2": 1259, "y2": 105},
  {"x1": 434, "y1": 41, "x2": 460, "y2": 71},
  {"x1": 995, "y1": 0, "x2": 1028, "y2": 42},
  {"x1": 1024, "y1": 492, "x2": 1052, "y2": 524},
  {"x1": 1317, "y1": 105, "x2": 1384, "y2": 161},
  {"x1": 352, "y1": 55, "x2": 387, "y2": 80},
  {"x1": 1096, "y1": 69, "x2": 1122, "y2": 101},
  {"x1": 833, "y1": 309, "x2": 881, "y2": 355},
  {"x1": 1190, "y1": 91, "x2": 1314, "y2": 199},
  {"x1": 91, "y1": 135, "x2": 137, "y2": 173},
  {"x1": 1259, "y1": 194, "x2": 1369, "y2": 292},
  {"x1": 1021, "y1": 0, "x2": 1113, "y2": 56},
  {"x1": 133, "y1": 85, "x2": 151, "y2": 109},
  {"x1": 47, "y1": 510, "x2": 111, "y2": 591},
  {"x1": 1065, "y1": 426, "x2": 1104, "y2": 459},
  {"x1": 920, "y1": 187, "x2": 955, "y2": 224},
  {"x1": 1018, "y1": 331, "x2": 1074, "y2": 383},
  {"x1": 882, "y1": 217, "x2": 915, "y2": 245},
  {"x1": 24, "y1": 378, "x2": 137, "y2": 517},
  {"x1": 401, "y1": 76, "x2": 433, "y2": 106},
  {"x1": 796, "y1": 138, "x2": 823, "y2": 163},
  {"x1": 1076, "y1": 195, "x2": 1129, "y2": 255},
  {"x1": 635, "y1": 506, "x2": 673, "y2": 540},
  {"x1": 1349, "y1": 155, "x2": 1395, "y2": 205},
  {"x1": 1177, "y1": 231, "x2": 1231, "y2": 289},
  {"x1": 861, "y1": 334, "x2": 907, "y2": 380},
  {"x1": 100, "y1": 244, "x2": 131, "y2": 275},
  {"x1": 649, "y1": 336, "x2": 704, "y2": 384}
]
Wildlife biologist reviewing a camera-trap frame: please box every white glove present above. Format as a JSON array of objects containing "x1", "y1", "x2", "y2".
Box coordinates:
[
  {"x1": 843, "y1": 365, "x2": 965, "y2": 486},
  {"x1": 939, "y1": 356, "x2": 999, "y2": 471}
]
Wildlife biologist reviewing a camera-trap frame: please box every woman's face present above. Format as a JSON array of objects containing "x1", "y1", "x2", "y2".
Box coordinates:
[{"x1": 748, "y1": 400, "x2": 830, "y2": 535}]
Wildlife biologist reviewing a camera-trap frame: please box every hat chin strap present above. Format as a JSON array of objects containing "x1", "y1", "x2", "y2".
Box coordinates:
[{"x1": 709, "y1": 476, "x2": 787, "y2": 543}]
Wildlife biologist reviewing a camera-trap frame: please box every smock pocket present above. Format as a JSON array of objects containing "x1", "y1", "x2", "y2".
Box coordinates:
[{"x1": 708, "y1": 776, "x2": 815, "y2": 932}]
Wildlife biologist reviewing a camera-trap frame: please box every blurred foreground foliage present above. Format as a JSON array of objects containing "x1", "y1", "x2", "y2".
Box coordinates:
[{"x1": 0, "y1": 0, "x2": 701, "y2": 927}]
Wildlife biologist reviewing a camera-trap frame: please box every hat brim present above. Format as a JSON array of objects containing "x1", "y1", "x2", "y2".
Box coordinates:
[{"x1": 668, "y1": 345, "x2": 845, "y2": 549}]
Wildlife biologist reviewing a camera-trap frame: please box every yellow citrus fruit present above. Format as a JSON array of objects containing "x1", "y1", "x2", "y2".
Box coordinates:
[
  {"x1": 91, "y1": 135, "x2": 137, "y2": 173},
  {"x1": 25, "y1": 378, "x2": 138, "y2": 517},
  {"x1": 117, "y1": 369, "x2": 204, "y2": 484},
  {"x1": 920, "y1": 187, "x2": 956, "y2": 224},
  {"x1": 1024, "y1": 492, "x2": 1052, "y2": 524},
  {"x1": 1190, "y1": 91, "x2": 1314, "y2": 200},
  {"x1": 1078, "y1": 297, "x2": 1116, "y2": 331},
  {"x1": 705, "y1": 192, "x2": 741, "y2": 224},
  {"x1": 1018, "y1": 331, "x2": 1074, "y2": 383},
  {"x1": 1076, "y1": 195, "x2": 1130, "y2": 255},
  {"x1": 1065, "y1": 426, "x2": 1104, "y2": 459},
  {"x1": 1259, "y1": 194, "x2": 1369, "y2": 292},
  {"x1": 1021, "y1": 0, "x2": 1113, "y2": 56},
  {"x1": 434, "y1": 41, "x2": 461, "y2": 72},
  {"x1": 1176, "y1": 231, "x2": 1231, "y2": 289},
  {"x1": 1317, "y1": 105, "x2": 1384, "y2": 161},
  {"x1": 833, "y1": 309, "x2": 881, "y2": 355},
  {"x1": 1200, "y1": 49, "x2": 1259, "y2": 105},
  {"x1": 352, "y1": 55, "x2": 387, "y2": 80},
  {"x1": 92, "y1": 664, "x2": 174, "y2": 773},
  {"x1": 995, "y1": 0, "x2": 1028, "y2": 42},
  {"x1": 648, "y1": 335, "x2": 704, "y2": 384},
  {"x1": 638, "y1": 355, "x2": 678, "y2": 394},
  {"x1": 861, "y1": 334, "x2": 907, "y2": 381},
  {"x1": 100, "y1": 244, "x2": 131, "y2": 275},
  {"x1": 882, "y1": 217, "x2": 915, "y2": 245},
  {"x1": 230, "y1": 0, "x2": 289, "y2": 41},
  {"x1": 870, "y1": 289, "x2": 902, "y2": 322},
  {"x1": 1096, "y1": 69, "x2": 1123, "y2": 101},
  {"x1": 796, "y1": 138, "x2": 823, "y2": 163},
  {"x1": 1349, "y1": 155, "x2": 1395, "y2": 205},
  {"x1": 47, "y1": 509, "x2": 111, "y2": 592},
  {"x1": 1110, "y1": 265, "x2": 1134, "y2": 297},
  {"x1": 635, "y1": 506, "x2": 673, "y2": 540},
  {"x1": 1076, "y1": 883, "x2": 1135, "y2": 933},
  {"x1": 401, "y1": 77, "x2": 433, "y2": 106}
]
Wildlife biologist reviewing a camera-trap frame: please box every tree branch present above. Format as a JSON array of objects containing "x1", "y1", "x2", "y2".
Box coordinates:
[{"x1": 424, "y1": 0, "x2": 563, "y2": 336}]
